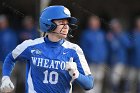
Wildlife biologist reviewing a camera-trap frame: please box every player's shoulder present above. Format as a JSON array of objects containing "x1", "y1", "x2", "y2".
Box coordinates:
[
  {"x1": 12, "y1": 37, "x2": 45, "y2": 59},
  {"x1": 20, "y1": 37, "x2": 45, "y2": 47},
  {"x1": 62, "y1": 40, "x2": 82, "y2": 51}
]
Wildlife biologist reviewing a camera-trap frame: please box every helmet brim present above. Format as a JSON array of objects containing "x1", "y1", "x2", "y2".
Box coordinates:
[
  {"x1": 52, "y1": 17, "x2": 77, "y2": 24},
  {"x1": 66, "y1": 17, "x2": 77, "y2": 24}
]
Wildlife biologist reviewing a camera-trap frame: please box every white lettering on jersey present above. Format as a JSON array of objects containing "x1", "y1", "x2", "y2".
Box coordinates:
[
  {"x1": 31, "y1": 57, "x2": 38, "y2": 65},
  {"x1": 60, "y1": 61, "x2": 65, "y2": 70},
  {"x1": 49, "y1": 60, "x2": 55, "y2": 69},
  {"x1": 31, "y1": 57, "x2": 66, "y2": 70},
  {"x1": 37, "y1": 58, "x2": 43, "y2": 67},
  {"x1": 55, "y1": 61, "x2": 60, "y2": 69},
  {"x1": 44, "y1": 59, "x2": 49, "y2": 68}
]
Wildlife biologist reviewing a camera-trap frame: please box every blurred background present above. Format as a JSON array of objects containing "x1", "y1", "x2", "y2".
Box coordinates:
[{"x1": 0, "y1": 0, "x2": 140, "y2": 93}]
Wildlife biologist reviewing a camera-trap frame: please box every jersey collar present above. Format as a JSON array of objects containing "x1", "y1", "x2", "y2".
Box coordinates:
[{"x1": 44, "y1": 37, "x2": 64, "y2": 47}]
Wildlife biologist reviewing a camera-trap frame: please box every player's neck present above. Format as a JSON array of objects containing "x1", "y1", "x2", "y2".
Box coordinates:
[{"x1": 47, "y1": 34, "x2": 61, "y2": 42}]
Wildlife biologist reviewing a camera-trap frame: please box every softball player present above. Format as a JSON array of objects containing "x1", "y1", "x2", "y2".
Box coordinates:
[{"x1": 0, "y1": 5, "x2": 94, "y2": 93}]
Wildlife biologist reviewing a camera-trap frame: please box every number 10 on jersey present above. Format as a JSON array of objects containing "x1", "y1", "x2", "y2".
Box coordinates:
[{"x1": 43, "y1": 70, "x2": 59, "y2": 84}]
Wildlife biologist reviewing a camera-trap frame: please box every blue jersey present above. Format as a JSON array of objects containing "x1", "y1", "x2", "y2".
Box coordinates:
[
  {"x1": 19, "y1": 27, "x2": 40, "y2": 43},
  {"x1": 80, "y1": 28, "x2": 108, "y2": 64},
  {"x1": 0, "y1": 28, "x2": 17, "y2": 62},
  {"x1": 107, "y1": 32, "x2": 131, "y2": 65},
  {"x1": 129, "y1": 30, "x2": 140, "y2": 68},
  {"x1": 3, "y1": 37, "x2": 93, "y2": 93}
]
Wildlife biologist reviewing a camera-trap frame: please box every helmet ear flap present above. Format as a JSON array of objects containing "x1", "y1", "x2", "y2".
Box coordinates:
[
  {"x1": 50, "y1": 22, "x2": 57, "y2": 31},
  {"x1": 45, "y1": 22, "x2": 57, "y2": 32}
]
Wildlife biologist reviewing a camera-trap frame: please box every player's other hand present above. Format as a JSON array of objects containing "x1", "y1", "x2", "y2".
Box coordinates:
[
  {"x1": 66, "y1": 57, "x2": 79, "y2": 79},
  {"x1": 0, "y1": 76, "x2": 14, "y2": 93}
]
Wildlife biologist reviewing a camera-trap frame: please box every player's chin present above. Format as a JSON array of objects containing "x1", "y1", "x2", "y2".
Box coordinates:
[{"x1": 59, "y1": 34, "x2": 67, "y2": 38}]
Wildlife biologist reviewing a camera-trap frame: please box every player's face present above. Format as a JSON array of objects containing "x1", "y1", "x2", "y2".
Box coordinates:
[
  {"x1": 89, "y1": 17, "x2": 101, "y2": 30},
  {"x1": 111, "y1": 21, "x2": 122, "y2": 32},
  {"x1": 136, "y1": 19, "x2": 140, "y2": 30},
  {"x1": 53, "y1": 19, "x2": 69, "y2": 38}
]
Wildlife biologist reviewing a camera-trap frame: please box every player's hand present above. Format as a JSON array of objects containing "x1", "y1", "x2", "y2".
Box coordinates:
[
  {"x1": 0, "y1": 76, "x2": 14, "y2": 93},
  {"x1": 66, "y1": 57, "x2": 79, "y2": 79}
]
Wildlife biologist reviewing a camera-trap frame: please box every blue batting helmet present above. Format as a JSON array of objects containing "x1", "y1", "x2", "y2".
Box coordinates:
[{"x1": 39, "y1": 5, "x2": 77, "y2": 32}]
